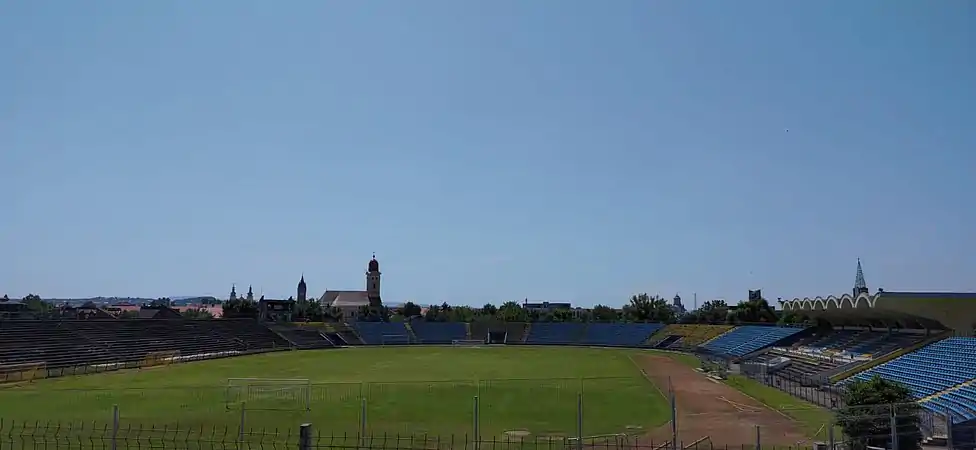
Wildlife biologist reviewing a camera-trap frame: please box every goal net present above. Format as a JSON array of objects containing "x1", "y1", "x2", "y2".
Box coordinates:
[
  {"x1": 225, "y1": 378, "x2": 312, "y2": 411},
  {"x1": 141, "y1": 350, "x2": 180, "y2": 368},
  {"x1": 380, "y1": 334, "x2": 411, "y2": 345},
  {"x1": 0, "y1": 362, "x2": 47, "y2": 383},
  {"x1": 452, "y1": 339, "x2": 485, "y2": 347}
]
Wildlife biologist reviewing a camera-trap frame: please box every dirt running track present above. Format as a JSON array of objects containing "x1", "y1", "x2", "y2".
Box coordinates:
[{"x1": 634, "y1": 355, "x2": 807, "y2": 448}]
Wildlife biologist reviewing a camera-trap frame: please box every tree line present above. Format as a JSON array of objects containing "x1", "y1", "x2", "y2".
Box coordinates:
[{"x1": 3, "y1": 293, "x2": 817, "y2": 326}]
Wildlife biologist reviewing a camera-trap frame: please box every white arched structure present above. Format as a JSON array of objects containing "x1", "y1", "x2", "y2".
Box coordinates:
[{"x1": 782, "y1": 292, "x2": 878, "y2": 312}]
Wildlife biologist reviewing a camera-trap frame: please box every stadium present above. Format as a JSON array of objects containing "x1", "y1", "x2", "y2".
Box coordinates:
[{"x1": 3, "y1": 272, "x2": 976, "y2": 450}]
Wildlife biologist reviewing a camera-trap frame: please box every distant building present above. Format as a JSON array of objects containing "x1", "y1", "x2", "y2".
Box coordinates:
[
  {"x1": 522, "y1": 300, "x2": 572, "y2": 312},
  {"x1": 671, "y1": 294, "x2": 686, "y2": 315},
  {"x1": 319, "y1": 254, "x2": 383, "y2": 321},
  {"x1": 138, "y1": 306, "x2": 183, "y2": 319}
]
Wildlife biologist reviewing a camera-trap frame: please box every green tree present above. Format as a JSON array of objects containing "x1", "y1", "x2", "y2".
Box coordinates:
[
  {"x1": 837, "y1": 376, "x2": 921, "y2": 450},
  {"x1": 21, "y1": 294, "x2": 54, "y2": 317},
  {"x1": 480, "y1": 303, "x2": 498, "y2": 317},
  {"x1": 730, "y1": 296, "x2": 777, "y2": 323},
  {"x1": 401, "y1": 302, "x2": 422, "y2": 318},
  {"x1": 623, "y1": 293, "x2": 674, "y2": 323},
  {"x1": 496, "y1": 301, "x2": 528, "y2": 322},
  {"x1": 684, "y1": 300, "x2": 729, "y2": 324},
  {"x1": 223, "y1": 298, "x2": 259, "y2": 319},
  {"x1": 182, "y1": 308, "x2": 215, "y2": 320},
  {"x1": 591, "y1": 304, "x2": 618, "y2": 322},
  {"x1": 118, "y1": 310, "x2": 140, "y2": 319}
]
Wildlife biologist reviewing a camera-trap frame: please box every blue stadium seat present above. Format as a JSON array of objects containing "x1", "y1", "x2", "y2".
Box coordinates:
[
  {"x1": 580, "y1": 323, "x2": 663, "y2": 347},
  {"x1": 525, "y1": 323, "x2": 586, "y2": 345},
  {"x1": 702, "y1": 326, "x2": 805, "y2": 357},
  {"x1": 846, "y1": 337, "x2": 976, "y2": 423},
  {"x1": 410, "y1": 322, "x2": 467, "y2": 344},
  {"x1": 352, "y1": 322, "x2": 410, "y2": 345}
]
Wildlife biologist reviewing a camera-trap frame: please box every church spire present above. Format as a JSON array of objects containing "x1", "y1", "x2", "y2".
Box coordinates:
[{"x1": 853, "y1": 258, "x2": 869, "y2": 296}]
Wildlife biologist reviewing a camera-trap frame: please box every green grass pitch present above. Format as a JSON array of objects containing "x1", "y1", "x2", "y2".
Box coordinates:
[{"x1": 0, "y1": 346, "x2": 672, "y2": 440}]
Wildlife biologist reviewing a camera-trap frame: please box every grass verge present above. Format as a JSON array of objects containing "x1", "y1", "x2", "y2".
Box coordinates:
[{"x1": 725, "y1": 374, "x2": 841, "y2": 440}]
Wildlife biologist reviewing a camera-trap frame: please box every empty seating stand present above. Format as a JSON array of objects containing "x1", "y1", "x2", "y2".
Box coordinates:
[
  {"x1": 410, "y1": 322, "x2": 467, "y2": 344},
  {"x1": 352, "y1": 322, "x2": 410, "y2": 345},
  {"x1": 525, "y1": 323, "x2": 586, "y2": 345},
  {"x1": 0, "y1": 319, "x2": 290, "y2": 381},
  {"x1": 580, "y1": 323, "x2": 663, "y2": 347},
  {"x1": 647, "y1": 324, "x2": 734, "y2": 349},
  {"x1": 702, "y1": 325, "x2": 805, "y2": 357},
  {"x1": 848, "y1": 337, "x2": 976, "y2": 422}
]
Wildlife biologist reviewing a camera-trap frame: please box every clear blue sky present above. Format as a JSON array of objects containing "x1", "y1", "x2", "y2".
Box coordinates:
[{"x1": 2, "y1": 1, "x2": 974, "y2": 307}]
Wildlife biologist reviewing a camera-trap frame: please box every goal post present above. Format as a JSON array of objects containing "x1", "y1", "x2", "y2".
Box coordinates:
[
  {"x1": 452, "y1": 339, "x2": 486, "y2": 347},
  {"x1": 225, "y1": 378, "x2": 312, "y2": 411}
]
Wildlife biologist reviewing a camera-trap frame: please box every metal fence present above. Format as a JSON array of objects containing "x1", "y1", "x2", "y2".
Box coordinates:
[
  {"x1": 1, "y1": 412, "x2": 970, "y2": 450},
  {"x1": 0, "y1": 379, "x2": 967, "y2": 450}
]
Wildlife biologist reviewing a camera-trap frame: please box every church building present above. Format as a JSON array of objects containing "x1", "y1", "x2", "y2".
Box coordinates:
[{"x1": 318, "y1": 254, "x2": 383, "y2": 320}]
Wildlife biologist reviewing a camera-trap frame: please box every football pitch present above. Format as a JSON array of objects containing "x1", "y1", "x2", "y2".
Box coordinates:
[{"x1": 0, "y1": 346, "x2": 673, "y2": 440}]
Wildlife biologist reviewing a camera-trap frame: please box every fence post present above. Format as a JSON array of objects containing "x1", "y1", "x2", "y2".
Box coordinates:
[
  {"x1": 890, "y1": 404, "x2": 899, "y2": 450},
  {"x1": 828, "y1": 422, "x2": 835, "y2": 450},
  {"x1": 945, "y1": 407, "x2": 954, "y2": 450},
  {"x1": 238, "y1": 402, "x2": 246, "y2": 448},
  {"x1": 298, "y1": 423, "x2": 312, "y2": 450},
  {"x1": 670, "y1": 390, "x2": 678, "y2": 450},
  {"x1": 473, "y1": 395, "x2": 480, "y2": 450},
  {"x1": 574, "y1": 391, "x2": 583, "y2": 450},
  {"x1": 111, "y1": 404, "x2": 119, "y2": 450},
  {"x1": 360, "y1": 396, "x2": 367, "y2": 442},
  {"x1": 755, "y1": 424, "x2": 761, "y2": 450}
]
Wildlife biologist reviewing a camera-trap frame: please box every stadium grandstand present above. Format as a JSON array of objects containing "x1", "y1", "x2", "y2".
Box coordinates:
[{"x1": 5, "y1": 259, "x2": 976, "y2": 448}]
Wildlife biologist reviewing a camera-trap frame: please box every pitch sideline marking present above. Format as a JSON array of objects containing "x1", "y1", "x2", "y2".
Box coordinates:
[{"x1": 628, "y1": 354, "x2": 671, "y2": 402}]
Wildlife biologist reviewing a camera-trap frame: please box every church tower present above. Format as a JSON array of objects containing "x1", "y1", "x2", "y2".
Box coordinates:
[
  {"x1": 297, "y1": 274, "x2": 307, "y2": 303},
  {"x1": 366, "y1": 253, "x2": 382, "y2": 307},
  {"x1": 229, "y1": 284, "x2": 237, "y2": 301},
  {"x1": 853, "y1": 258, "x2": 869, "y2": 297},
  {"x1": 246, "y1": 285, "x2": 254, "y2": 301}
]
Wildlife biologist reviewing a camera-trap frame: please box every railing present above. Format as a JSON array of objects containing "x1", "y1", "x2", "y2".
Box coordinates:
[{"x1": 0, "y1": 407, "x2": 961, "y2": 450}]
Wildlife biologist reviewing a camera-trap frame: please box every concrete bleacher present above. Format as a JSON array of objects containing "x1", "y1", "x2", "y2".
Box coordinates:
[
  {"x1": 0, "y1": 319, "x2": 290, "y2": 381},
  {"x1": 580, "y1": 323, "x2": 663, "y2": 347},
  {"x1": 269, "y1": 325, "x2": 336, "y2": 349},
  {"x1": 846, "y1": 337, "x2": 976, "y2": 423},
  {"x1": 409, "y1": 321, "x2": 467, "y2": 344},
  {"x1": 351, "y1": 322, "x2": 411, "y2": 344},
  {"x1": 750, "y1": 330, "x2": 929, "y2": 383},
  {"x1": 702, "y1": 325, "x2": 805, "y2": 357},
  {"x1": 525, "y1": 323, "x2": 587, "y2": 345},
  {"x1": 647, "y1": 324, "x2": 734, "y2": 349}
]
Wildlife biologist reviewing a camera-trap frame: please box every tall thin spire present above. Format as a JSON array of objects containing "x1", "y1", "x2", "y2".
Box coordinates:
[{"x1": 854, "y1": 258, "x2": 868, "y2": 296}]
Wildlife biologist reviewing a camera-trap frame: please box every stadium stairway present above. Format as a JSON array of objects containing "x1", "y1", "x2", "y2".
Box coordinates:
[
  {"x1": 402, "y1": 322, "x2": 419, "y2": 342},
  {"x1": 267, "y1": 324, "x2": 335, "y2": 350},
  {"x1": 921, "y1": 379, "x2": 976, "y2": 403}
]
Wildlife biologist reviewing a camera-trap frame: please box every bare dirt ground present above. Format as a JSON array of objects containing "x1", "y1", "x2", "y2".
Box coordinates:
[{"x1": 633, "y1": 354, "x2": 808, "y2": 448}]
